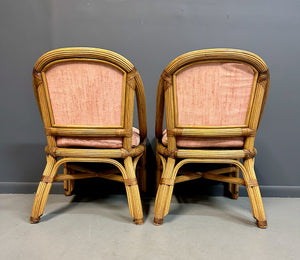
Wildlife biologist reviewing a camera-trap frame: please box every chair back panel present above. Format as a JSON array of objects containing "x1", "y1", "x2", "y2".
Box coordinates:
[
  {"x1": 44, "y1": 60, "x2": 124, "y2": 126},
  {"x1": 175, "y1": 62, "x2": 255, "y2": 127}
]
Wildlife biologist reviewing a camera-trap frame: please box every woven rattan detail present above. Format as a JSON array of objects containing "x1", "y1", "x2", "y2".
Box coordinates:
[
  {"x1": 134, "y1": 218, "x2": 144, "y2": 225},
  {"x1": 167, "y1": 129, "x2": 175, "y2": 137},
  {"x1": 45, "y1": 128, "x2": 51, "y2": 136},
  {"x1": 124, "y1": 129, "x2": 132, "y2": 137},
  {"x1": 161, "y1": 70, "x2": 172, "y2": 91},
  {"x1": 160, "y1": 178, "x2": 175, "y2": 186},
  {"x1": 244, "y1": 148, "x2": 257, "y2": 159},
  {"x1": 33, "y1": 70, "x2": 43, "y2": 87},
  {"x1": 123, "y1": 178, "x2": 138, "y2": 186},
  {"x1": 258, "y1": 70, "x2": 269, "y2": 83},
  {"x1": 45, "y1": 146, "x2": 57, "y2": 157},
  {"x1": 165, "y1": 149, "x2": 177, "y2": 159},
  {"x1": 41, "y1": 175, "x2": 54, "y2": 183},
  {"x1": 127, "y1": 67, "x2": 137, "y2": 90},
  {"x1": 246, "y1": 179, "x2": 259, "y2": 188},
  {"x1": 120, "y1": 148, "x2": 130, "y2": 158}
]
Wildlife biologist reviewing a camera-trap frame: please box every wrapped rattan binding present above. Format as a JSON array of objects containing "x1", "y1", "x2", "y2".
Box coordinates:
[{"x1": 123, "y1": 178, "x2": 138, "y2": 186}]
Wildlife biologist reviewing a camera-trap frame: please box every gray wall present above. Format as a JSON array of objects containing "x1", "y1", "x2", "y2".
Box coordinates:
[{"x1": 1, "y1": 0, "x2": 299, "y2": 196}]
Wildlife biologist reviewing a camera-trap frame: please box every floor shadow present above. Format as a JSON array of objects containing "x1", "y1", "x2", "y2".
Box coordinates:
[
  {"x1": 41, "y1": 190, "x2": 134, "y2": 223},
  {"x1": 160, "y1": 162, "x2": 255, "y2": 227}
]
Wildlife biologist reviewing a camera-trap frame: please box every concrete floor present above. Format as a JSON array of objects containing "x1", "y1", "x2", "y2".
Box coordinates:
[{"x1": 0, "y1": 194, "x2": 299, "y2": 260}]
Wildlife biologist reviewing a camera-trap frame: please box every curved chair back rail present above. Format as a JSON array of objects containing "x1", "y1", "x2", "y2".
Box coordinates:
[
  {"x1": 33, "y1": 47, "x2": 147, "y2": 142},
  {"x1": 155, "y1": 48, "x2": 269, "y2": 140}
]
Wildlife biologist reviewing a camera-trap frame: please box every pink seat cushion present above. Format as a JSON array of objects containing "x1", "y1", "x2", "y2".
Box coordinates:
[
  {"x1": 57, "y1": 127, "x2": 140, "y2": 148},
  {"x1": 162, "y1": 130, "x2": 244, "y2": 148}
]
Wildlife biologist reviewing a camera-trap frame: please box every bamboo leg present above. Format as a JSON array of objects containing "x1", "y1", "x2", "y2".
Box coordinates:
[
  {"x1": 244, "y1": 158, "x2": 267, "y2": 228},
  {"x1": 63, "y1": 164, "x2": 75, "y2": 196},
  {"x1": 30, "y1": 155, "x2": 56, "y2": 223},
  {"x1": 137, "y1": 150, "x2": 147, "y2": 193},
  {"x1": 154, "y1": 157, "x2": 176, "y2": 225},
  {"x1": 123, "y1": 157, "x2": 144, "y2": 225},
  {"x1": 229, "y1": 164, "x2": 239, "y2": 199},
  {"x1": 155, "y1": 152, "x2": 163, "y2": 191}
]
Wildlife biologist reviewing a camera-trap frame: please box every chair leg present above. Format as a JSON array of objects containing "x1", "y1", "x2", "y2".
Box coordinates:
[
  {"x1": 229, "y1": 165, "x2": 239, "y2": 199},
  {"x1": 123, "y1": 157, "x2": 144, "y2": 225},
  {"x1": 63, "y1": 164, "x2": 75, "y2": 196},
  {"x1": 30, "y1": 155, "x2": 56, "y2": 223},
  {"x1": 137, "y1": 150, "x2": 147, "y2": 193},
  {"x1": 243, "y1": 158, "x2": 267, "y2": 228},
  {"x1": 154, "y1": 157, "x2": 176, "y2": 225},
  {"x1": 155, "y1": 152, "x2": 162, "y2": 191}
]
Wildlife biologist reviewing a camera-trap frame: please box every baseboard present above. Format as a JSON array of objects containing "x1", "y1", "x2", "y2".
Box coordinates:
[
  {"x1": 238, "y1": 186, "x2": 300, "y2": 197},
  {"x1": 0, "y1": 182, "x2": 64, "y2": 194},
  {"x1": 0, "y1": 182, "x2": 299, "y2": 197}
]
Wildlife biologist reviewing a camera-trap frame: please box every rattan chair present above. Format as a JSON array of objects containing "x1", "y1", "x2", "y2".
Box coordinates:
[
  {"x1": 154, "y1": 49, "x2": 269, "y2": 228},
  {"x1": 30, "y1": 47, "x2": 147, "y2": 224}
]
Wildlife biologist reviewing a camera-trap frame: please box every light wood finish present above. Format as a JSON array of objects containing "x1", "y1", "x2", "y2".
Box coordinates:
[
  {"x1": 63, "y1": 163, "x2": 74, "y2": 196},
  {"x1": 31, "y1": 47, "x2": 147, "y2": 224},
  {"x1": 154, "y1": 49, "x2": 269, "y2": 228},
  {"x1": 228, "y1": 163, "x2": 240, "y2": 199}
]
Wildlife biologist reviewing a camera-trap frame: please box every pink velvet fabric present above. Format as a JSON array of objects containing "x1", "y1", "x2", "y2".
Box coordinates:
[
  {"x1": 175, "y1": 62, "x2": 255, "y2": 126},
  {"x1": 162, "y1": 130, "x2": 244, "y2": 148},
  {"x1": 56, "y1": 127, "x2": 140, "y2": 148},
  {"x1": 45, "y1": 61, "x2": 124, "y2": 126}
]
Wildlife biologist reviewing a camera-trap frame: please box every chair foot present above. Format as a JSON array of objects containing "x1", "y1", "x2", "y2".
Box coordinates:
[
  {"x1": 153, "y1": 217, "x2": 163, "y2": 226},
  {"x1": 134, "y1": 218, "x2": 144, "y2": 225},
  {"x1": 231, "y1": 192, "x2": 239, "y2": 200},
  {"x1": 30, "y1": 216, "x2": 41, "y2": 224},
  {"x1": 256, "y1": 219, "x2": 268, "y2": 229},
  {"x1": 64, "y1": 189, "x2": 73, "y2": 196}
]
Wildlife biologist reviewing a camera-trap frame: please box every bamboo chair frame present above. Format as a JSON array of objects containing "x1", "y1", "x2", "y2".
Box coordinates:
[
  {"x1": 154, "y1": 49, "x2": 269, "y2": 228},
  {"x1": 31, "y1": 47, "x2": 147, "y2": 224}
]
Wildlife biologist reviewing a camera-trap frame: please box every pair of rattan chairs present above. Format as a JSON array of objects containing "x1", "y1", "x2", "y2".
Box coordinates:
[{"x1": 31, "y1": 47, "x2": 269, "y2": 228}]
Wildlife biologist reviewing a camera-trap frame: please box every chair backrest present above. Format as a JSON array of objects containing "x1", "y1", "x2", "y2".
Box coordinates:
[
  {"x1": 33, "y1": 47, "x2": 147, "y2": 149},
  {"x1": 45, "y1": 60, "x2": 125, "y2": 127},
  {"x1": 175, "y1": 62, "x2": 255, "y2": 127},
  {"x1": 155, "y1": 49, "x2": 269, "y2": 149}
]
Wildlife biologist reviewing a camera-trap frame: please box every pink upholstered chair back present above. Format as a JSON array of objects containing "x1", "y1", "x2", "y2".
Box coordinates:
[
  {"x1": 44, "y1": 60, "x2": 125, "y2": 127},
  {"x1": 175, "y1": 62, "x2": 255, "y2": 127}
]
